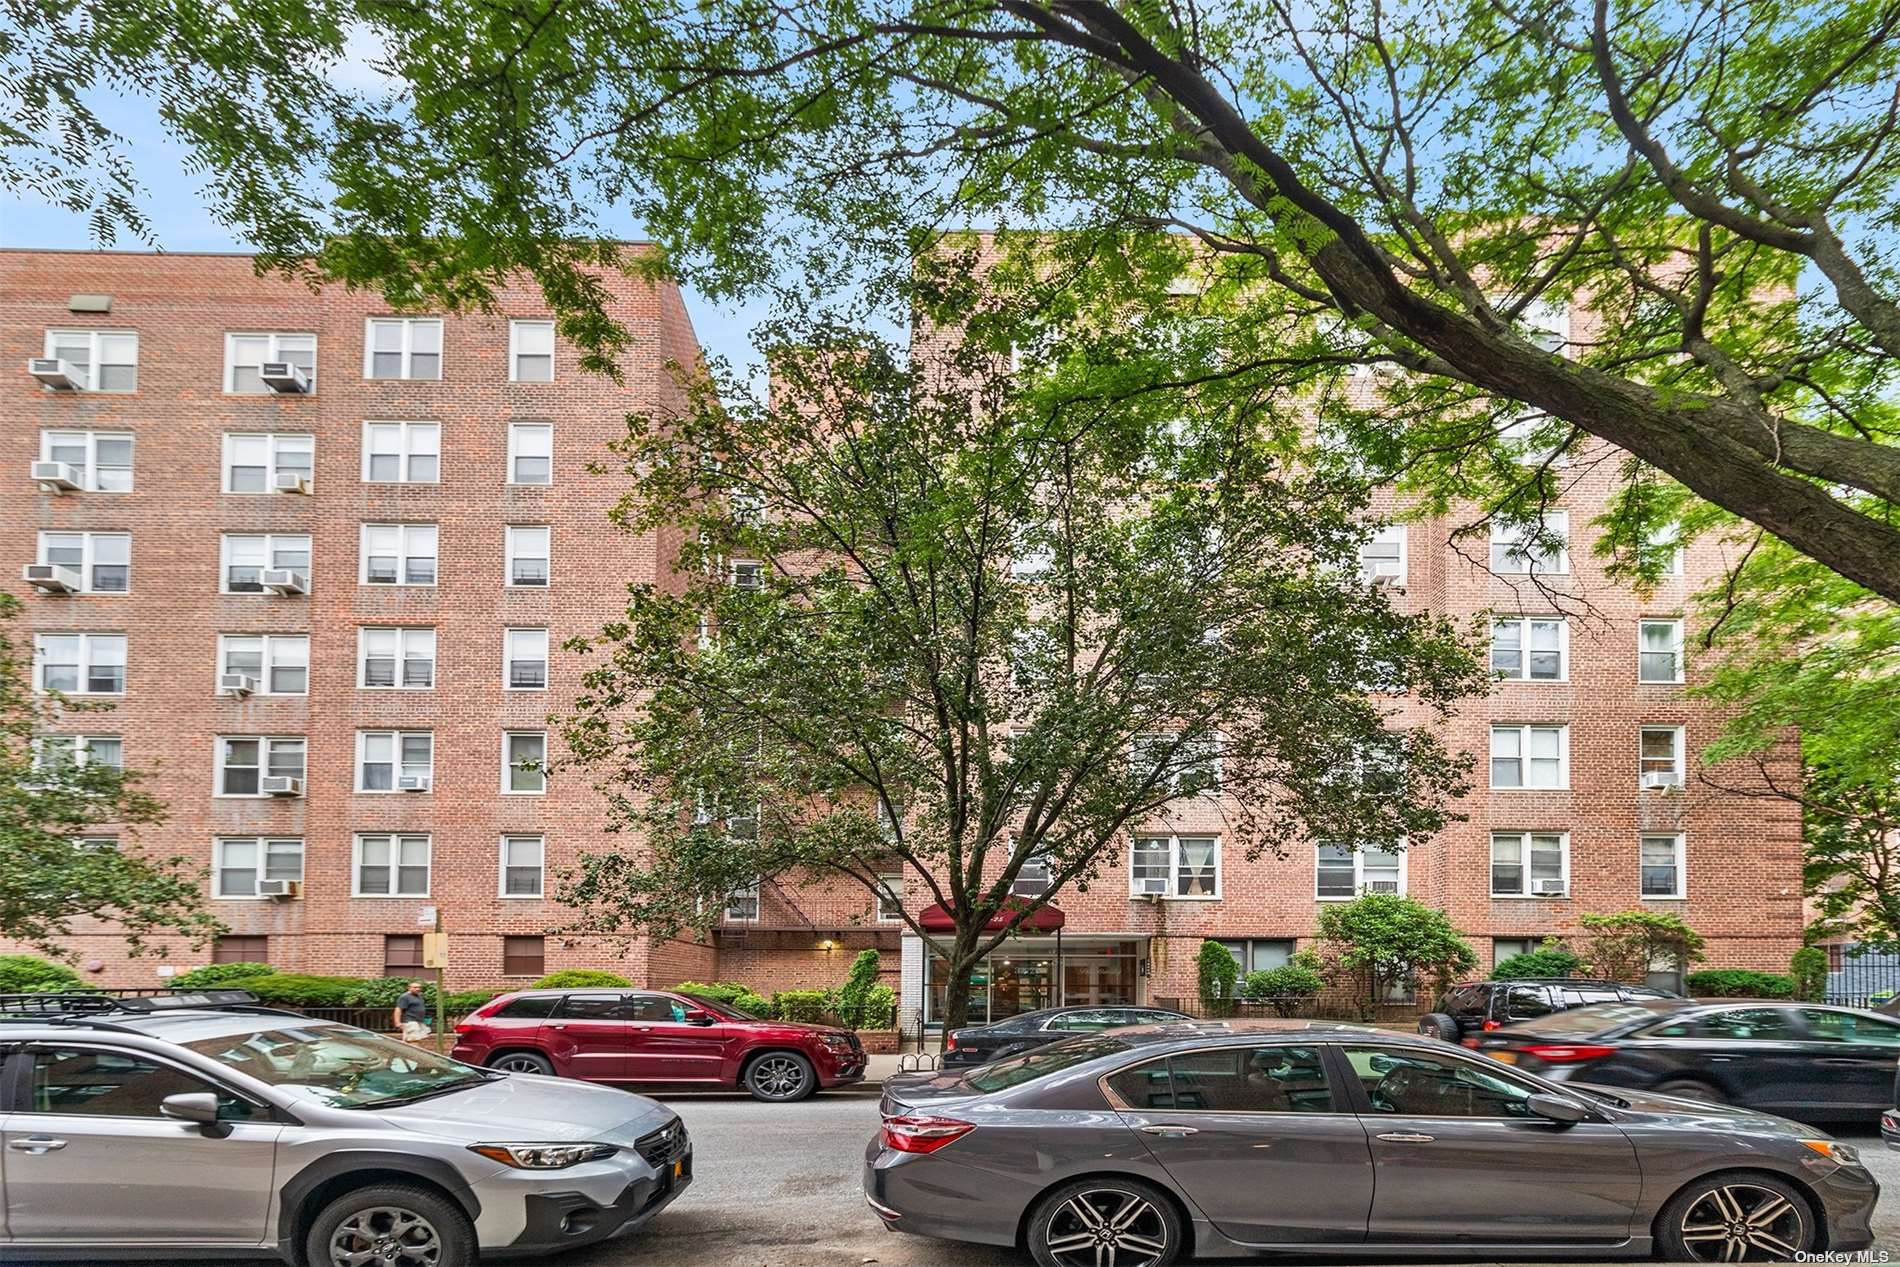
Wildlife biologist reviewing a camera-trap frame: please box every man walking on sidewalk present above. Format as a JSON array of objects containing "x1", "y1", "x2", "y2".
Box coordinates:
[{"x1": 395, "y1": 981, "x2": 431, "y2": 1042}]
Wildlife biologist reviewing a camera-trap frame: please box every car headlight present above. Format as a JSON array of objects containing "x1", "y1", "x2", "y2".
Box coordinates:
[
  {"x1": 1801, "y1": 1139, "x2": 1862, "y2": 1168},
  {"x1": 819, "y1": 1034, "x2": 853, "y2": 1048},
  {"x1": 469, "y1": 1142, "x2": 619, "y2": 1169}
]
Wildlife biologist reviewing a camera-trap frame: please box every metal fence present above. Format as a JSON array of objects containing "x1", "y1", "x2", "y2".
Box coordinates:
[
  {"x1": 1827, "y1": 943, "x2": 1900, "y2": 1008},
  {"x1": 1153, "y1": 996, "x2": 1421, "y2": 1025}
]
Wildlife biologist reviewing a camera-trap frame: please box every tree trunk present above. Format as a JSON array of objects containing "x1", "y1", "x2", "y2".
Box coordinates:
[{"x1": 934, "y1": 929, "x2": 984, "y2": 1051}]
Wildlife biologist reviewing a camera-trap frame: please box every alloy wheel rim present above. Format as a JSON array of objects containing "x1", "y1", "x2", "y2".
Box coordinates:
[
  {"x1": 330, "y1": 1206, "x2": 442, "y2": 1267},
  {"x1": 753, "y1": 1056, "x2": 808, "y2": 1097},
  {"x1": 1679, "y1": 1184, "x2": 1804, "y2": 1262},
  {"x1": 495, "y1": 1055, "x2": 546, "y2": 1073},
  {"x1": 1043, "y1": 1190, "x2": 1168, "y2": 1267}
]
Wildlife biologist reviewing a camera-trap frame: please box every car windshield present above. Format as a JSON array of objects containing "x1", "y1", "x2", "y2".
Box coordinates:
[
  {"x1": 1505, "y1": 1003, "x2": 1661, "y2": 1038},
  {"x1": 963, "y1": 1035, "x2": 1132, "y2": 1092},
  {"x1": 186, "y1": 1025, "x2": 495, "y2": 1109},
  {"x1": 682, "y1": 993, "x2": 762, "y2": 1021}
]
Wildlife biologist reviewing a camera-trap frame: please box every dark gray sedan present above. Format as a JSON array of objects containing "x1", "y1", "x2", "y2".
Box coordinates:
[{"x1": 864, "y1": 1019, "x2": 1878, "y2": 1265}]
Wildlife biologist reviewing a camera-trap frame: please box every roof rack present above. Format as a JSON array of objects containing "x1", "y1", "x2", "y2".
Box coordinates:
[{"x1": 0, "y1": 989, "x2": 304, "y2": 1025}]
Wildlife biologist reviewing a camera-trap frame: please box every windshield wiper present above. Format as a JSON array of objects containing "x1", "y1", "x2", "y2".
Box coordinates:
[{"x1": 348, "y1": 1078, "x2": 490, "y2": 1109}]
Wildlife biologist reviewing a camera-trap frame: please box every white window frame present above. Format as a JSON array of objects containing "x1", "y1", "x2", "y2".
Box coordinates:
[
  {"x1": 875, "y1": 872, "x2": 904, "y2": 922},
  {"x1": 43, "y1": 329, "x2": 138, "y2": 392},
  {"x1": 1489, "y1": 831, "x2": 1569, "y2": 897},
  {"x1": 1131, "y1": 731, "x2": 1222, "y2": 798},
  {"x1": 1010, "y1": 848, "x2": 1051, "y2": 897},
  {"x1": 37, "y1": 531, "x2": 130, "y2": 594},
  {"x1": 504, "y1": 627, "x2": 549, "y2": 690},
  {"x1": 1129, "y1": 834, "x2": 1221, "y2": 900},
  {"x1": 1650, "y1": 523, "x2": 1684, "y2": 576},
  {"x1": 507, "y1": 422, "x2": 554, "y2": 484},
  {"x1": 1358, "y1": 524, "x2": 1407, "y2": 585},
  {"x1": 506, "y1": 525, "x2": 551, "y2": 587},
  {"x1": 1489, "y1": 617, "x2": 1568, "y2": 682},
  {"x1": 1640, "y1": 726, "x2": 1686, "y2": 788},
  {"x1": 355, "y1": 730, "x2": 435, "y2": 793},
  {"x1": 508, "y1": 320, "x2": 556, "y2": 382},
  {"x1": 213, "y1": 836, "x2": 305, "y2": 900},
  {"x1": 1489, "y1": 512, "x2": 1570, "y2": 575},
  {"x1": 361, "y1": 421, "x2": 441, "y2": 484},
  {"x1": 1494, "y1": 409, "x2": 1569, "y2": 467},
  {"x1": 1640, "y1": 833, "x2": 1686, "y2": 900},
  {"x1": 1315, "y1": 841, "x2": 1408, "y2": 899},
  {"x1": 224, "y1": 332, "x2": 317, "y2": 394},
  {"x1": 1639, "y1": 619, "x2": 1685, "y2": 684},
  {"x1": 222, "y1": 433, "x2": 314, "y2": 493},
  {"x1": 362, "y1": 318, "x2": 443, "y2": 381},
  {"x1": 359, "y1": 523, "x2": 439, "y2": 586},
  {"x1": 34, "y1": 633, "x2": 126, "y2": 695},
  {"x1": 503, "y1": 731, "x2": 547, "y2": 794},
  {"x1": 40, "y1": 430, "x2": 133, "y2": 492},
  {"x1": 220, "y1": 533, "x2": 311, "y2": 594},
  {"x1": 499, "y1": 835, "x2": 546, "y2": 898},
  {"x1": 33, "y1": 734, "x2": 123, "y2": 773},
  {"x1": 353, "y1": 833, "x2": 433, "y2": 897},
  {"x1": 1489, "y1": 724, "x2": 1570, "y2": 790},
  {"x1": 357, "y1": 627, "x2": 436, "y2": 690},
  {"x1": 215, "y1": 736, "x2": 307, "y2": 798},
  {"x1": 217, "y1": 634, "x2": 309, "y2": 696},
  {"x1": 724, "y1": 881, "x2": 761, "y2": 922}
]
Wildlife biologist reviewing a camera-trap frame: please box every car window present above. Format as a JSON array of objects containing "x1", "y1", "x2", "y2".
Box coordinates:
[
  {"x1": 1133, "y1": 1010, "x2": 1185, "y2": 1025},
  {"x1": 491, "y1": 994, "x2": 558, "y2": 1020},
  {"x1": 1048, "y1": 1010, "x2": 1114, "y2": 1032},
  {"x1": 554, "y1": 993, "x2": 638, "y2": 1020},
  {"x1": 1177, "y1": 1046, "x2": 1335, "y2": 1113},
  {"x1": 627, "y1": 994, "x2": 689, "y2": 1022},
  {"x1": 1344, "y1": 1047, "x2": 1538, "y2": 1119},
  {"x1": 187, "y1": 1026, "x2": 490, "y2": 1109},
  {"x1": 1446, "y1": 987, "x2": 1484, "y2": 1013},
  {"x1": 1509, "y1": 1003, "x2": 1663, "y2": 1038},
  {"x1": 1697, "y1": 1008, "x2": 1798, "y2": 1041},
  {"x1": 1798, "y1": 1009, "x2": 1900, "y2": 1045},
  {"x1": 1560, "y1": 989, "x2": 1621, "y2": 1008},
  {"x1": 1505, "y1": 987, "x2": 1555, "y2": 1020},
  {"x1": 963, "y1": 1036, "x2": 1131, "y2": 1093},
  {"x1": 27, "y1": 1048, "x2": 264, "y2": 1121}
]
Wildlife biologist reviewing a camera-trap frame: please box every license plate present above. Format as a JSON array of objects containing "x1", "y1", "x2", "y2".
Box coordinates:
[
  {"x1": 672, "y1": 1159, "x2": 684, "y2": 1179},
  {"x1": 1486, "y1": 1050, "x2": 1518, "y2": 1064}
]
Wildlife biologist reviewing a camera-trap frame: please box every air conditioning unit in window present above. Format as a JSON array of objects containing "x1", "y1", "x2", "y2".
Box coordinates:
[
  {"x1": 21, "y1": 563, "x2": 81, "y2": 593},
  {"x1": 219, "y1": 673, "x2": 257, "y2": 698},
  {"x1": 1531, "y1": 878, "x2": 1569, "y2": 897},
  {"x1": 27, "y1": 358, "x2": 84, "y2": 390},
  {"x1": 398, "y1": 774, "x2": 431, "y2": 792},
  {"x1": 1367, "y1": 880, "x2": 1401, "y2": 893},
  {"x1": 1133, "y1": 877, "x2": 1168, "y2": 897},
  {"x1": 260, "y1": 568, "x2": 308, "y2": 595},
  {"x1": 273, "y1": 473, "x2": 312, "y2": 495},
  {"x1": 1369, "y1": 572, "x2": 1402, "y2": 589},
  {"x1": 260, "y1": 775, "x2": 304, "y2": 797},
  {"x1": 31, "y1": 460, "x2": 81, "y2": 492},
  {"x1": 1641, "y1": 771, "x2": 1679, "y2": 790},
  {"x1": 258, "y1": 361, "x2": 311, "y2": 394},
  {"x1": 256, "y1": 879, "x2": 302, "y2": 899}
]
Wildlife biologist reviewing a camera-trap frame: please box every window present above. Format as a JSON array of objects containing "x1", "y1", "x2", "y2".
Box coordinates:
[
  {"x1": 1106, "y1": 1046, "x2": 1335, "y2": 1113},
  {"x1": 1639, "y1": 619, "x2": 1684, "y2": 683},
  {"x1": 1215, "y1": 939, "x2": 1297, "y2": 973},
  {"x1": 875, "y1": 873, "x2": 903, "y2": 922},
  {"x1": 725, "y1": 882, "x2": 761, "y2": 922},
  {"x1": 1697, "y1": 1008, "x2": 1795, "y2": 1041},
  {"x1": 214, "y1": 837, "x2": 304, "y2": 898},
  {"x1": 212, "y1": 935, "x2": 268, "y2": 963},
  {"x1": 44, "y1": 329, "x2": 137, "y2": 391},
  {"x1": 505, "y1": 628, "x2": 548, "y2": 689},
  {"x1": 1640, "y1": 833, "x2": 1685, "y2": 898},
  {"x1": 356, "y1": 834, "x2": 431, "y2": 896},
  {"x1": 1490, "y1": 832, "x2": 1567, "y2": 896},
  {"x1": 502, "y1": 936, "x2": 546, "y2": 977},
  {"x1": 1130, "y1": 834, "x2": 1219, "y2": 898},
  {"x1": 41, "y1": 430, "x2": 133, "y2": 491},
  {"x1": 225, "y1": 333, "x2": 316, "y2": 393},
  {"x1": 1640, "y1": 726, "x2": 1684, "y2": 787},
  {"x1": 1131, "y1": 731, "x2": 1221, "y2": 797},
  {"x1": 356, "y1": 731, "x2": 433, "y2": 792},
  {"x1": 500, "y1": 836, "x2": 545, "y2": 897},
  {"x1": 219, "y1": 634, "x2": 308, "y2": 695},
  {"x1": 28, "y1": 1048, "x2": 262, "y2": 1121},
  {"x1": 507, "y1": 422, "x2": 553, "y2": 484},
  {"x1": 223, "y1": 433, "x2": 314, "y2": 493},
  {"x1": 1495, "y1": 410, "x2": 1566, "y2": 466},
  {"x1": 506, "y1": 525, "x2": 550, "y2": 585},
  {"x1": 1489, "y1": 512, "x2": 1568, "y2": 574},
  {"x1": 358, "y1": 628, "x2": 436, "y2": 689},
  {"x1": 1358, "y1": 524, "x2": 1406, "y2": 585},
  {"x1": 1315, "y1": 841, "x2": 1405, "y2": 898},
  {"x1": 362, "y1": 421, "x2": 440, "y2": 483},
  {"x1": 37, "y1": 532, "x2": 129, "y2": 593},
  {"x1": 1493, "y1": 937, "x2": 1538, "y2": 966},
  {"x1": 504, "y1": 731, "x2": 546, "y2": 793},
  {"x1": 1490, "y1": 618, "x2": 1566, "y2": 681},
  {"x1": 1649, "y1": 523, "x2": 1684, "y2": 576},
  {"x1": 33, "y1": 734, "x2": 123, "y2": 773},
  {"x1": 1490, "y1": 724, "x2": 1567, "y2": 789},
  {"x1": 1011, "y1": 851, "x2": 1051, "y2": 897},
  {"x1": 1345, "y1": 1046, "x2": 1539, "y2": 1118},
  {"x1": 360, "y1": 524, "x2": 438, "y2": 585},
  {"x1": 1798, "y1": 1008, "x2": 1900, "y2": 1046},
  {"x1": 731, "y1": 559, "x2": 763, "y2": 591},
  {"x1": 216, "y1": 737, "x2": 306, "y2": 795},
  {"x1": 221, "y1": 534, "x2": 310, "y2": 593},
  {"x1": 509, "y1": 321, "x2": 556, "y2": 382},
  {"x1": 364, "y1": 318, "x2": 442, "y2": 380},
  {"x1": 35, "y1": 633, "x2": 125, "y2": 694},
  {"x1": 383, "y1": 934, "x2": 426, "y2": 977}
]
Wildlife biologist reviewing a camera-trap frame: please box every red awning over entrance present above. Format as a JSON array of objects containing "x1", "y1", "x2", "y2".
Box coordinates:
[{"x1": 916, "y1": 899, "x2": 1065, "y2": 934}]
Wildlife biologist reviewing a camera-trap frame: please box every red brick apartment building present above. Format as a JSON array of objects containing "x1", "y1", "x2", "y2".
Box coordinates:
[{"x1": 0, "y1": 250, "x2": 1803, "y2": 1027}]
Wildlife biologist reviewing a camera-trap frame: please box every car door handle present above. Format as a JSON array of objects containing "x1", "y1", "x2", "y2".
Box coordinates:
[
  {"x1": 1138, "y1": 1125, "x2": 1199, "y2": 1137},
  {"x1": 1376, "y1": 1132, "x2": 1436, "y2": 1143},
  {"x1": 549, "y1": 1023, "x2": 569, "y2": 1030},
  {"x1": 9, "y1": 1136, "x2": 67, "y2": 1153},
  {"x1": 1819, "y1": 1057, "x2": 1870, "y2": 1066}
]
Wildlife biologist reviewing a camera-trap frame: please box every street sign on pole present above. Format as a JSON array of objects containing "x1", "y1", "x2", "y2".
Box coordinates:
[{"x1": 416, "y1": 906, "x2": 438, "y2": 928}]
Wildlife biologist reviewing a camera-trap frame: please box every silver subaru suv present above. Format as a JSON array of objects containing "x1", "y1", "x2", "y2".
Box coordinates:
[{"x1": 0, "y1": 991, "x2": 691, "y2": 1265}]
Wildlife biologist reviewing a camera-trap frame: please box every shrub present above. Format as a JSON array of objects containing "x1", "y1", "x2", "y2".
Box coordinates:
[
  {"x1": 674, "y1": 980, "x2": 771, "y2": 1015},
  {"x1": 1316, "y1": 892, "x2": 1477, "y2": 1017},
  {"x1": 1580, "y1": 911, "x2": 1705, "y2": 984},
  {"x1": 445, "y1": 989, "x2": 501, "y2": 1012},
  {"x1": 346, "y1": 976, "x2": 438, "y2": 1007},
  {"x1": 1196, "y1": 940, "x2": 1240, "y2": 1010},
  {"x1": 0, "y1": 954, "x2": 86, "y2": 994},
  {"x1": 772, "y1": 989, "x2": 832, "y2": 1023},
  {"x1": 1241, "y1": 955, "x2": 1325, "y2": 1017},
  {"x1": 833, "y1": 949, "x2": 888, "y2": 1028},
  {"x1": 854, "y1": 983, "x2": 897, "y2": 1028},
  {"x1": 239, "y1": 973, "x2": 364, "y2": 1007},
  {"x1": 531, "y1": 969, "x2": 632, "y2": 989},
  {"x1": 1791, "y1": 946, "x2": 1828, "y2": 1002},
  {"x1": 1490, "y1": 939, "x2": 1583, "y2": 980},
  {"x1": 169, "y1": 962, "x2": 274, "y2": 990},
  {"x1": 1685, "y1": 969, "x2": 1796, "y2": 999}
]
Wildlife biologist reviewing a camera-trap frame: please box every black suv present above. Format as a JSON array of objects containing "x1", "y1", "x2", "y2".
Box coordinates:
[{"x1": 1418, "y1": 978, "x2": 1679, "y2": 1041}]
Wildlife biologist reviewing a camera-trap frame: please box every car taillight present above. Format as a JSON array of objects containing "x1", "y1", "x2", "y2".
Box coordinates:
[
  {"x1": 880, "y1": 1114, "x2": 974, "y2": 1154},
  {"x1": 1460, "y1": 1037, "x2": 1480, "y2": 1048},
  {"x1": 1518, "y1": 1043, "x2": 1616, "y2": 1063},
  {"x1": 944, "y1": 1033, "x2": 957, "y2": 1051},
  {"x1": 454, "y1": 1022, "x2": 475, "y2": 1034},
  {"x1": 1481, "y1": 1019, "x2": 1502, "y2": 1031}
]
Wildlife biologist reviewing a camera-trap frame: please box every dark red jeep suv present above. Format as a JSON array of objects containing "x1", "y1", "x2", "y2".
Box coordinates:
[{"x1": 451, "y1": 988, "x2": 868, "y2": 1101}]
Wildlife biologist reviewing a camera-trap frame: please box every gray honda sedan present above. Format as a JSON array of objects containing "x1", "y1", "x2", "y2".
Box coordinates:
[{"x1": 864, "y1": 1019, "x2": 1878, "y2": 1265}]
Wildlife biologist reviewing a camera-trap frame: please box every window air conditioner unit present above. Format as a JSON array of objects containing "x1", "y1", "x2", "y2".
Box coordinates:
[
  {"x1": 1133, "y1": 878, "x2": 1168, "y2": 897},
  {"x1": 260, "y1": 775, "x2": 304, "y2": 797},
  {"x1": 219, "y1": 673, "x2": 257, "y2": 697},
  {"x1": 1641, "y1": 771, "x2": 1679, "y2": 790},
  {"x1": 273, "y1": 472, "x2": 312, "y2": 495},
  {"x1": 1370, "y1": 572, "x2": 1404, "y2": 590},
  {"x1": 1531, "y1": 878, "x2": 1568, "y2": 897},
  {"x1": 397, "y1": 774, "x2": 431, "y2": 792},
  {"x1": 21, "y1": 563, "x2": 81, "y2": 593},
  {"x1": 260, "y1": 568, "x2": 308, "y2": 595},
  {"x1": 1367, "y1": 880, "x2": 1401, "y2": 893},
  {"x1": 31, "y1": 460, "x2": 81, "y2": 492},
  {"x1": 257, "y1": 361, "x2": 311, "y2": 394},
  {"x1": 256, "y1": 879, "x2": 302, "y2": 899},
  {"x1": 27, "y1": 358, "x2": 84, "y2": 390}
]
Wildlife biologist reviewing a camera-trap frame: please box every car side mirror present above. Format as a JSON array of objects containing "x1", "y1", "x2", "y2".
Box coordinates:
[
  {"x1": 160, "y1": 1092, "x2": 230, "y2": 1137},
  {"x1": 1526, "y1": 1093, "x2": 1590, "y2": 1126},
  {"x1": 683, "y1": 1008, "x2": 713, "y2": 1025}
]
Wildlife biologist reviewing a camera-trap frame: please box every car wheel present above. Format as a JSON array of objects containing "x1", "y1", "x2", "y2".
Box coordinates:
[
  {"x1": 488, "y1": 1050, "x2": 554, "y2": 1075},
  {"x1": 1027, "y1": 1176, "x2": 1182, "y2": 1267},
  {"x1": 306, "y1": 1183, "x2": 474, "y2": 1267},
  {"x1": 1655, "y1": 1079, "x2": 1726, "y2": 1104},
  {"x1": 745, "y1": 1051, "x2": 816, "y2": 1101},
  {"x1": 1417, "y1": 1013, "x2": 1460, "y2": 1042},
  {"x1": 1655, "y1": 1171, "x2": 1814, "y2": 1262}
]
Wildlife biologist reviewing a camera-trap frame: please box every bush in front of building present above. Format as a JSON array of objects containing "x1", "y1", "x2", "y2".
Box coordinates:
[
  {"x1": 169, "y1": 962, "x2": 274, "y2": 990},
  {"x1": 673, "y1": 980, "x2": 772, "y2": 1015},
  {"x1": 1488, "y1": 939, "x2": 1583, "y2": 980},
  {"x1": 530, "y1": 969, "x2": 632, "y2": 989},
  {"x1": 1240, "y1": 953, "x2": 1325, "y2": 1017},
  {"x1": 1791, "y1": 946, "x2": 1828, "y2": 1002},
  {"x1": 1316, "y1": 892, "x2": 1477, "y2": 1018},
  {"x1": 1685, "y1": 969, "x2": 1797, "y2": 998},
  {"x1": 0, "y1": 954, "x2": 87, "y2": 994},
  {"x1": 833, "y1": 949, "x2": 887, "y2": 1028},
  {"x1": 771, "y1": 989, "x2": 833, "y2": 1023},
  {"x1": 238, "y1": 973, "x2": 365, "y2": 1007},
  {"x1": 1197, "y1": 940, "x2": 1241, "y2": 1013},
  {"x1": 1580, "y1": 911, "x2": 1706, "y2": 984}
]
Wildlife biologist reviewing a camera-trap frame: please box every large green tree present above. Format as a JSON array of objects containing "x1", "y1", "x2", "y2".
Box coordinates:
[
  {"x1": 0, "y1": 594, "x2": 222, "y2": 957},
  {"x1": 556, "y1": 307, "x2": 1485, "y2": 1032}
]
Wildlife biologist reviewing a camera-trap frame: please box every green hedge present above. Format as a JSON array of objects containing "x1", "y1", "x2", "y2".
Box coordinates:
[
  {"x1": 1685, "y1": 969, "x2": 1796, "y2": 999},
  {"x1": 674, "y1": 980, "x2": 771, "y2": 1016},
  {"x1": 1489, "y1": 945, "x2": 1583, "y2": 980},
  {"x1": 772, "y1": 989, "x2": 833, "y2": 1023},
  {"x1": 0, "y1": 955, "x2": 86, "y2": 994},
  {"x1": 530, "y1": 969, "x2": 632, "y2": 989},
  {"x1": 169, "y1": 962, "x2": 274, "y2": 990}
]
